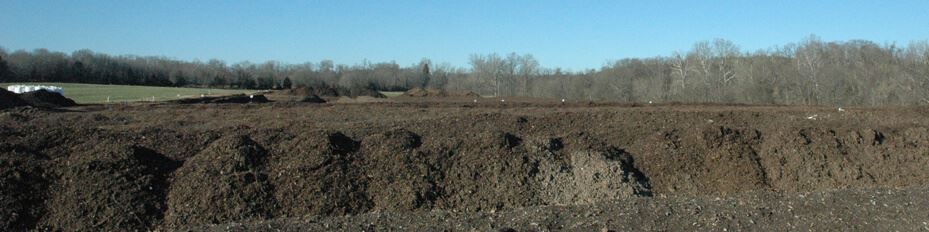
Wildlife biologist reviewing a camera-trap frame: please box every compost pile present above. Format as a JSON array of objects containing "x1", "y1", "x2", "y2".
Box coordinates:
[
  {"x1": 278, "y1": 86, "x2": 386, "y2": 98},
  {"x1": 3, "y1": 100, "x2": 929, "y2": 231},
  {"x1": 18, "y1": 90, "x2": 78, "y2": 108},
  {"x1": 0, "y1": 89, "x2": 29, "y2": 109}
]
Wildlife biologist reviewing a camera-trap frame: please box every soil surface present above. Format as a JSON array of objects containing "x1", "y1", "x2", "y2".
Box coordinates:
[
  {"x1": 2, "y1": 97, "x2": 929, "y2": 231},
  {"x1": 17, "y1": 90, "x2": 78, "y2": 108}
]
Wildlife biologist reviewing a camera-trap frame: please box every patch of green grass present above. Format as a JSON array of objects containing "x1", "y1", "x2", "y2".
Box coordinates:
[{"x1": 1, "y1": 82, "x2": 256, "y2": 104}]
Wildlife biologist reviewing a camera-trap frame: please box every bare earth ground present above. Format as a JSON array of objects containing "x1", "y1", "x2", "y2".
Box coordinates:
[{"x1": 3, "y1": 95, "x2": 929, "y2": 231}]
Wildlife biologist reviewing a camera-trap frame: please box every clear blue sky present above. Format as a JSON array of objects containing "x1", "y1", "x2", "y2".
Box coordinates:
[{"x1": 2, "y1": 0, "x2": 927, "y2": 70}]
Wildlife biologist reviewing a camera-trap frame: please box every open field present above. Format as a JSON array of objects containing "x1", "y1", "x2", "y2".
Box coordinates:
[
  {"x1": 2, "y1": 96, "x2": 929, "y2": 231},
  {"x1": 0, "y1": 83, "x2": 256, "y2": 104}
]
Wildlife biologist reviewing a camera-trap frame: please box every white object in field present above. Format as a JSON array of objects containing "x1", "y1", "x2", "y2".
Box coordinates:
[
  {"x1": 649, "y1": 101, "x2": 653, "y2": 104},
  {"x1": 6, "y1": 85, "x2": 64, "y2": 95},
  {"x1": 473, "y1": 99, "x2": 477, "y2": 103},
  {"x1": 106, "y1": 96, "x2": 110, "y2": 103},
  {"x1": 838, "y1": 107, "x2": 845, "y2": 112},
  {"x1": 501, "y1": 99, "x2": 505, "y2": 102},
  {"x1": 249, "y1": 95, "x2": 254, "y2": 99},
  {"x1": 561, "y1": 99, "x2": 565, "y2": 102},
  {"x1": 200, "y1": 94, "x2": 205, "y2": 98},
  {"x1": 807, "y1": 114, "x2": 818, "y2": 120}
]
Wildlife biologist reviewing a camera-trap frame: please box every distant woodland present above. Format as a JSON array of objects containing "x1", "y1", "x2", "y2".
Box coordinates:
[{"x1": 2, "y1": 35, "x2": 928, "y2": 106}]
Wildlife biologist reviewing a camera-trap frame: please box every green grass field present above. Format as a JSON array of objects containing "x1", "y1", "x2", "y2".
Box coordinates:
[{"x1": 1, "y1": 83, "x2": 256, "y2": 104}]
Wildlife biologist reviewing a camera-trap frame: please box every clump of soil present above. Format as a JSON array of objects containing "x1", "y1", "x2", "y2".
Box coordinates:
[
  {"x1": 172, "y1": 94, "x2": 269, "y2": 104},
  {"x1": 17, "y1": 90, "x2": 78, "y2": 108},
  {"x1": 0, "y1": 89, "x2": 29, "y2": 109},
  {"x1": 269, "y1": 131, "x2": 370, "y2": 217},
  {"x1": 300, "y1": 94, "x2": 326, "y2": 103},
  {"x1": 403, "y1": 87, "x2": 479, "y2": 98},
  {"x1": 164, "y1": 135, "x2": 277, "y2": 228},
  {"x1": 41, "y1": 142, "x2": 175, "y2": 231},
  {"x1": 438, "y1": 132, "x2": 651, "y2": 211},
  {"x1": 360, "y1": 129, "x2": 440, "y2": 211},
  {"x1": 0, "y1": 148, "x2": 48, "y2": 231}
]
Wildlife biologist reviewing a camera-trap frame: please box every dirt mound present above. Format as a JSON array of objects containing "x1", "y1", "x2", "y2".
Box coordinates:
[
  {"x1": 172, "y1": 94, "x2": 269, "y2": 104},
  {"x1": 269, "y1": 131, "x2": 370, "y2": 217},
  {"x1": 359, "y1": 129, "x2": 438, "y2": 211},
  {"x1": 439, "y1": 131, "x2": 651, "y2": 211},
  {"x1": 165, "y1": 135, "x2": 277, "y2": 228},
  {"x1": 18, "y1": 90, "x2": 78, "y2": 108},
  {"x1": 403, "y1": 88, "x2": 479, "y2": 98},
  {"x1": 0, "y1": 148, "x2": 49, "y2": 231},
  {"x1": 300, "y1": 94, "x2": 326, "y2": 103},
  {"x1": 279, "y1": 86, "x2": 386, "y2": 98},
  {"x1": 0, "y1": 89, "x2": 30, "y2": 109},
  {"x1": 279, "y1": 86, "x2": 340, "y2": 97},
  {"x1": 41, "y1": 142, "x2": 175, "y2": 231}
]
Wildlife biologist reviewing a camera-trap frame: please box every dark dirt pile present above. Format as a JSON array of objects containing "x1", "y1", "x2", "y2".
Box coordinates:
[
  {"x1": 3, "y1": 101, "x2": 929, "y2": 230},
  {"x1": 359, "y1": 129, "x2": 438, "y2": 212},
  {"x1": 300, "y1": 94, "x2": 326, "y2": 103},
  {"x1": 437, "y1": 131, "x2": 651, "y2": 211},
  {"x1": 172, "y1": 94, "x2": 269, "y2": 104},
  {"x1": 40, "y1": 142, "x2": 175, "y2": 231},
  {"x1": 0, "y1": 88, "x2": 30, "y2": 109},
  {"x1": 269, "y1": 131, "x2": 370, "y2": 217},
  {"x1": 403, "y1": 87, "x2": 480, "y2": 97},
  {"x1": 164, "y1": 135, "x2": 277, "y2": 229},
  {"x1": 278, "y1": 86, "x2": 386, "y2": 98},
  {"x1": 0, "y1": 147, "x2": 49, "y2": 231},
  {"x1": 18, "y1": 90, "x2": 78, "y2": 108}
]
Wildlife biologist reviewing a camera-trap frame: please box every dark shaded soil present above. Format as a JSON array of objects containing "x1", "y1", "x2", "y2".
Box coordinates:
[
  {"x1": 277, "y1": 86, "x2": 386, "y2": 98},
  {"x1": 40, "y1": 142, "x2": 176, "y2": 231},
  {"x1": 300, "y1": 94, "x2": 326, "y2": 103},
  {"x1": 2, "y1": 98, "x2": 929, "y2": 230},
  {"x1": 0, "y1": 146, "x2": 49, "y2": 231},
  {"x1": 18, "y1": 90, "x2": 78, "y2": 108},
  {"x1": 164, "y1": 135, "x2": 277, "y2": 229},
  {"x1": 0, "y1": 89, "x2": 30, "y2": 109}
]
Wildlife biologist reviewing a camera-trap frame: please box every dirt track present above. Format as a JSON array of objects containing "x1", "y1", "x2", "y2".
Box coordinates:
[{"x1": 2, "y1": 97, "x2": 929, "y2": 231}]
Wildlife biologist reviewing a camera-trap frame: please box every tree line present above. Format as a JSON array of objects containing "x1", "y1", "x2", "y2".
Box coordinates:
[{"x1": 1, "y1": 35, "x2": 928, "y2": 106}]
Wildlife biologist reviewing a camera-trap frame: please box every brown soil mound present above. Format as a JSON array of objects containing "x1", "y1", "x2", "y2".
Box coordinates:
[
  {"x1": 438, "y1": 131, "x2": 650, "y2": 211},
  {"x1": 18, "y1": 90, "x2": 78, "y2": 108},
  {"x1": 5, "y1": 101, "x2": 929, "y2": 230},
  {"x1": 359, "y1": 129, "x2": 438, "y2": 211},
  {"x1": 0, "y1": 147, "x2": 49, "y2": 231},
  {"x1": 164, "y1": 135, "x2": 277, "y2": 229},
  {"x1": 403, "y1": 87, "x2": 479, "y2": 97},
  {"x1": 279, "y1": 86, "x2": 386, "y2": 98},
  {"x1": 300, "y1": 94, "x2": 326, "y2": 103},
  {"x1": 41, "y1": 142, "x2": 175, "y2": 231},
  {"x1": 269, "y1": 131, "x2": 369, "y2": 217},
  {"x1": 0, "y1": 89, "x2": 29, "y2": 109},
  {"x1": 172, "y1": 94, "x2": 269, "y2": 104}
]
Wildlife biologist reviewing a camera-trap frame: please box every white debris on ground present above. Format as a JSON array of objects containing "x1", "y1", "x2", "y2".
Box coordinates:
[
  {"x1": 838, "y1": 107, "x2": 846, "y2": 112},
  {"x1": 6, "y1": 85, "x2": 64, "y2": 95},
  {"x1": 807, "y1": 114, "x2": 818, "y2": 120}
]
